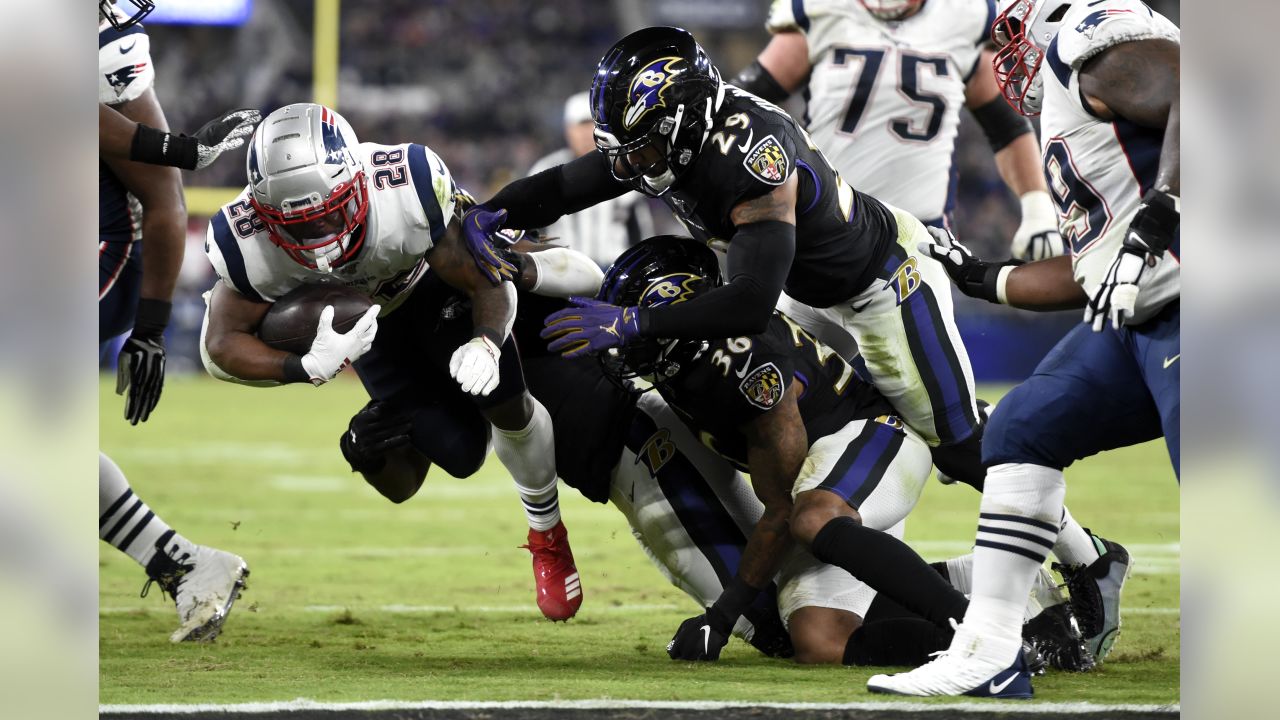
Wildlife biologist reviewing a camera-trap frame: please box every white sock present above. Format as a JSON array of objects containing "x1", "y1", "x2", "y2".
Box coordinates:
[
  {"x1": 961, "y1": 462, "x2": 1065, "y2": 663},
  {"x1": 944, "y1": 554, "x2": 973, "y2": 595},
  {"x1": 1051, "y1": 505, "x2": 1101, "y2": 566},
  {"x1": 492, "y1": 400, "x2": 561, "y2": 532},
  {"x1": 99, "y1": 452, "x2": 191, "y2": 567}
]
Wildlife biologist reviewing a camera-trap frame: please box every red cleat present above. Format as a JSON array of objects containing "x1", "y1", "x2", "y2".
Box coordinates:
[{"x1": 520, "y1": 520, "x2": 582, "y2": 621}]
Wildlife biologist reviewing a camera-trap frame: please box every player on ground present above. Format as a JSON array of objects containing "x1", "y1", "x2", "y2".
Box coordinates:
[
  {"x1": 98, "y1": 1, "x2": 249, "y2": 642},
  {"x1": 464, "y1": 26, "x2": 986, "y2": 492},
  {"x1": 341, "y1": 244, "x2": 1080, "y2": 667},
  {"x1": 198, "y1": 103, "x2": 599, "y2": 621},
  {"x1": 739, "y1": 0, "x2": 1062, "y2": 260},
  {"x1": 546, "y1": 236, "x2": 1085, "y2": 671},
  {"x1": 867, "y1": 0, "x2": 1179, "y2": 697}
]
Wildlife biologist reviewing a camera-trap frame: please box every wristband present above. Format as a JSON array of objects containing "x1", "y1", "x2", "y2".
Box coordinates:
[
  {"x1": 282, "y1": 354, "x2": 311, "y2": 384},
  {"x1": 132, "y1": 298, "x2": 172, "y2": 338},
  {"x1": 707, "y1": 576, "x2": 764, "y2": 634},
  {"x1": 995, "y1": 265, "x2": 1016, "y2": 305},
  {"x1": 473, "y1": 325, "x2": 504, "y2": 348},
  {"x1": 130, "y1": 124, "x2": 200, "y2": 171}
]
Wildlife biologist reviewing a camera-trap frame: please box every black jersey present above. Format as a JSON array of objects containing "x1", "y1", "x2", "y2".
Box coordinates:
[
  {"x1": 655, "y1": 311, "x2": 893, "y2": 470},
  {"x1": 515, "y1": 292, "x2": 637, "y2": 504},
  {"x1": 661, "y1": 86, "x2": 898, "y2": 308}
]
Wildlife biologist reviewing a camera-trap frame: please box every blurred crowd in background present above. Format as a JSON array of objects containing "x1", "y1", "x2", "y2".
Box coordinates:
[{"x1": 129, "y1": 0, "x2": 1179, "y2": 379}]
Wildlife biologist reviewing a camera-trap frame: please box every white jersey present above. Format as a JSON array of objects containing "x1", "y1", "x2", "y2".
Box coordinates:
[
  {"x1": 767, "y1": 0, "x2": 995, "y2": 222},
  {"x1": 527, "y1": 148, "x2": 653, "y2": 267},
  {"x1": 99, "y1": 12, "x2": 155, "y2": 105},
  {"x1": 206, "y1": 142, "x2": 456, "y2": 315},
  {"x1": 1040, "y1": 0, "x2": 1179, "y2": 324}
]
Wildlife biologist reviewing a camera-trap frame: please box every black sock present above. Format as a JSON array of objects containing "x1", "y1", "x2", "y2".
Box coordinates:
[
  {"x1": 843, "y1": 618, "x2": 954, "y2": 666},
  {"x1": 930, "y1": 431, "x2": 986, "y2": 491},
  {"x1": 810, "y1": 516, "x2": 969, "y2": 629}
]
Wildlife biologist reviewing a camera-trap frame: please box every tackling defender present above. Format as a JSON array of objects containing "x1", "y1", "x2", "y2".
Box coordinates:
[
  {"x1": 868, "y1": 0, "x2": 1179, "y2": 697},
  {"x1": 98, "y1": 1, "x2": 250, "y2": 642},
  {"x1": 737, "y1": 0, "x2": 1062, "y2": 261},
  {"x1": 198, "y1": 104, "x2": 599, "y2": 621}
]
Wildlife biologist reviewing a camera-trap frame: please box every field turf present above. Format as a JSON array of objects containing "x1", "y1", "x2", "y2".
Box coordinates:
[{"x1": 99, "y1": 376, "x2": 1179, "y2": 707}]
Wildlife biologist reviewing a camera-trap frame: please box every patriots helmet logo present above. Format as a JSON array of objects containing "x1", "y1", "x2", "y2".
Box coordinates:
[
  {"x1": 318, "y1": 106, "x2": 349, "y2": 164},
  {"x1": 104, "y1": 63, "x2": 148, "y2": 97},
  {"x1": 623, "y1": 57, "x2": 684, "y2": 130},
  {"x1": 1075, "y1": 8, "x2": 1134, "y2": 39},
  {"x1": 640, "y1": 272, "x2": 703, "y2": 307}
]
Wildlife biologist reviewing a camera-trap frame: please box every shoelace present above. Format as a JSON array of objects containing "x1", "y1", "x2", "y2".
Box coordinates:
[
  {"x1": 140, "y1": 547, "x2": 195, "y2": 601},
  {"x1": 1053, "y1": 561, "x2": 1104, "y2": 637}
]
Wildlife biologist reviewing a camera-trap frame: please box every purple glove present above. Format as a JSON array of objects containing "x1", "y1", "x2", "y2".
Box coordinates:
[
  {"x1": 461, "y1": 206, "x2": 519, "y2": 285},
  {"x1": 541, "y1": 297, "x2": 641, "y2": 358}
]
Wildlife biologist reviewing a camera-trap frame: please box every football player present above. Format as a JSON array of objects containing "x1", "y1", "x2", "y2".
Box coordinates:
[
  {"x1": 544, "y1": 236, "x2": 1084, "y2": 668},
  {"x1": 867, "y1": 0, "x2": 1179, "y2": 697},
  {"x1": 737, "y1": 0, "x2": 1062, "y2": 261},
  {"x1": 343, "y1": 245, "x2": 1079, "y2": 667},
  {"x1": 98, "y1": 2, "x2": 249, "y2": 642},
  {"x1": 464, "y1": 27, "x2": 991, "y2": 499},
  {"x1": 198, "y1": 103, "x2": 604, "y2": 621}
]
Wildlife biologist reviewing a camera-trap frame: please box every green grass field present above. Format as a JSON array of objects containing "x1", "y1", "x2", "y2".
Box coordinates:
[{"x1": 99, "y1": 376, "x2": 1179, "y2": 707}]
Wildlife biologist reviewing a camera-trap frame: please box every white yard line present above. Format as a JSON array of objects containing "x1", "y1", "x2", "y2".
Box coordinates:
[
  {"x1": 100, "y1": 604, "x2": 1180, "y2": 616},
  {"x1": 100, "y1": 698, "x2": 1180, "y2": 715}
]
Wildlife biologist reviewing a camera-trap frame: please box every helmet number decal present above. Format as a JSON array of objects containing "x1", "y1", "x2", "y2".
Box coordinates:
[{"x1": 371, "y1": 149, "x2": 408, "y2": 190}]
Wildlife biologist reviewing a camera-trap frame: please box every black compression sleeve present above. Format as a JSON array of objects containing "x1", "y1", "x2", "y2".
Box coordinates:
[
  {"x1": 970, "y1": 96, "x2": 1034, "y2": 153},
  {"x1": 640, "y1": 221, "x2": 795, "y2": 338},
  {"x1": 130, "y1": 123, "x2": 200, "y2": 170},
  {"x1": 732, "y1": 60, "x2": 791, "y2": 104},
  {"x1": 486, "y1": 152, "x2": 628, "y2": 230}
]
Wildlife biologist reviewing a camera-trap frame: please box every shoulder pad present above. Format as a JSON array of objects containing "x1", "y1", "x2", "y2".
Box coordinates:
[
  {"x1": 1057, "y1": 0, "x2": 1179, "y2": 69},
  {"x1": 98, "y1": 24, "x2": 154, "y2": 104},
  {"x1": 403, "y1": 143, "x2": 457, "y2": 243},
  {"x1": 205, "y1": 194, "x2": 269, "y2": 303}
]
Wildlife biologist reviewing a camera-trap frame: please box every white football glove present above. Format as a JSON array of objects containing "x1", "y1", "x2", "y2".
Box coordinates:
[
  {"x1": 1011, "y1": 190, "x2": 1066, "y2": 261},
  {"x1": 449, "y1": 335, "x2": 502, "y2": 396},
  {"x1": 300, "y1": 304, "x2": 380, "y2": 386},
  {"x1": 1083, "y1": 239, "x2": 1149, "y2": 332}
]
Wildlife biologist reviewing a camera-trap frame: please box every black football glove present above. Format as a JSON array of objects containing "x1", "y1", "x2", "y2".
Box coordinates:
[
  {"x1": 1084, "y1": 187, "x2": 1180, "y2": 332},
  {"x1": 340, "y1": 401, "x2": 414, "y2": 474},
  {"x1": 666, "y1": 612, "x2": 731, "y2": 662},
  {"x1": 191, "y1": 108, "x2": 261, "y2": 170},
  {"x1": 115, "y1": 299, "x2": 170, "y2": 425},
  {"x1": 917, "y1": 226, "x2": 1022, "y2": 305}
]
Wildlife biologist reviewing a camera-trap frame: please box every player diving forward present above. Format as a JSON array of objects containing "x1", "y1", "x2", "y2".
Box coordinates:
[
  {"x1": 339, "y1": 243, "x2": 1079, "y2": 667},
  {"x1": 737, "y1": 0, "x2": 1062, "y2": 261},
  {"x1": 868, "y1": 0, "x2": 1180, "y2": 697},
  {"x1": 544, "y1": 236, "x2": 1085, "y2": 671},
  {"x1": 99, "y1": 1, "x2": 252, "y2": 642},
  {"x1": 198, "y1": 103, "x2": 601, "y2": 621}
]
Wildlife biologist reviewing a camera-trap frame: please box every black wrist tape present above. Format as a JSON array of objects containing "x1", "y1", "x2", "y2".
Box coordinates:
[
  {"x1": 1131, "y1": 189, "x2": 1180, "y2": 254},
  {"x1": 971, "y1": 96, "x2": 1033, "y2": 153},
  {"x1": 283, "y1": 354, "x2": 311, "y2": 384},
  {"x1": 130, "y1": 124, "x2": 200, "y2": 170},
  {"x1": 473, "y1": 325, "x2": 504, "y2": 347},
  {"x1": 132, "y1": 298, "x2": 171, "y2": 338}
]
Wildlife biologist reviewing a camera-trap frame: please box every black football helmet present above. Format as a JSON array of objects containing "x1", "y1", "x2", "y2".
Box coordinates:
[
  {"x1": 590, "y1": 26, "x2": 724, "y2": 197},
  {"x1": 100, "y1": 0, "x2": 156, "y2": 30},
  {"x1": 596, "y1": 235, "x2": 721, "y2": 383}
]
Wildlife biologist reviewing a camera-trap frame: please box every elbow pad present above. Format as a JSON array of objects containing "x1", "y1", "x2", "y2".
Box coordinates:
[
  {"x1": 970, "y1": 96, "x2": 1033, "y2": 153},
  {"x1": 527, "y1": 246, "x2": 605, "y2": 298}
]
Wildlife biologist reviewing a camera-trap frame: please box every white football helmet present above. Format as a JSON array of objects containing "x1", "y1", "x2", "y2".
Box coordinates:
[
  {"x1": 859, "y1": 0, "x2": 924, "y2": 21},
  {"x1": 991, "y1": 0, "x2": 1076, "y2": 116},
  {"x1": 246, "y1": 103, "x2": 369, "y2": 273},
  {"x1": 99, "y1": 0, "x2": 155, "y2": 30}
]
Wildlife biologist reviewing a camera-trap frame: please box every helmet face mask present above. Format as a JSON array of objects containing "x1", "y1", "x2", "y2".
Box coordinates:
[
  {"x1": 595, "y1": 235, "x2": 722, "y2": 384},
  {"x1": 590, "y1": 27, "x2": 723, "y2": 197},
  {"x1": 246, "y1": 104, "x2": 369, "y2": 273},
  {"x1": 991, "y1": 0, "x2": 1074, "y2": 117},
  {"x1": 859, "y1": 0, "x2": 924, "y2": 21},
  {"x1": 100, "y1": 0, "x2": 156, "y2": 30}
]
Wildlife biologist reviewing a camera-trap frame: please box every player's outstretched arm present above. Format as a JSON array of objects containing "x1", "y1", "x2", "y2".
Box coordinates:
[
  {"x1": 507, "y1": 239, "x2": 605, "y2": 298},
  {"x1": 100, "y1": 103, "x2": 261, "y2": 171},
  {"x1": 668, "y1": 383, "x2": 804, "y2": 662},
  {"x1": 920, "y1": 226, "x2": 1087, "y2": 311},
  {"x1": 644, "y1": 178, "x2": 799, "y2": 340},
  {"x1": 964, "y1": 49, "x2": 1063, "y2": 261},
  {"x1": 735, "y1": 31, "x2": 809, "y2": 103},
  {"x1": 430, "y1": 225, "x2": 516, "y2": 396}
]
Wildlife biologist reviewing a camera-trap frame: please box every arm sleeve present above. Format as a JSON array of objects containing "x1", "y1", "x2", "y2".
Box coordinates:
[
  {"x1": 641, "y1": 220, "x2": 795, "y2": 338},
  {"x1": 486, "y1": 152, "x2": 628, "y2": 230},
  {"x1": 970, "y1": 96, "x2": 1034, "y2": 152}
]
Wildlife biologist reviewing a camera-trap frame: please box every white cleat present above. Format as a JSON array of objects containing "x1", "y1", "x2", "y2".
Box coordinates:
[
  {"x1": 144, "y1": 539, "x2": 249, "y2": 643},
  {"x1": 867, "y1": 624, "x2": 1034, "y2": 699}
]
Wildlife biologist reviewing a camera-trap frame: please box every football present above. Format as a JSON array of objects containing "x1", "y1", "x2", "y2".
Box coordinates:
[{"x1": 257, "y1": 283, "x2": 374, "y2": 355}]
